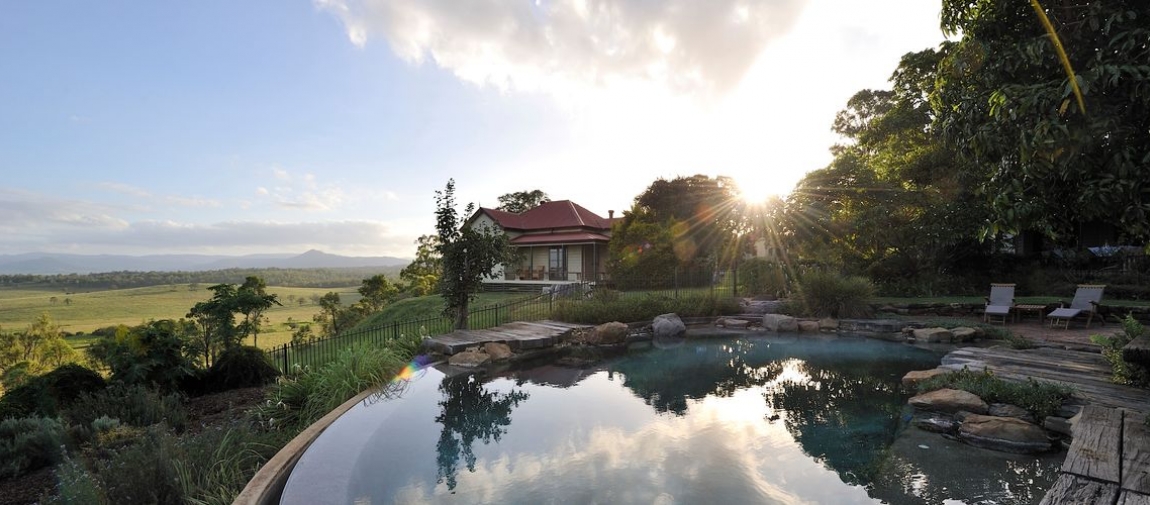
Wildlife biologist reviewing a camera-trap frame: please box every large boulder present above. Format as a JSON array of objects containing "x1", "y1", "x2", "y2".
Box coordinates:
[
  {"x1": 818, "y1": 318, "x2": 839, "y2": 331},
  {"x1": 482, "y1": 342, "x2": 513, "y2": 361},
  {"x1": 717, "y1": 318, "x2": 750, "y2": 330},
  {"x1": 988, "y1": 403, "x2": 1036, "y2": 423},
  {"x1": 762, "y1": 314, "x2": 798, "y2": 332},
  {"x1": 589, "y1": 321, "x2": 628, "y2": 345},
  {"x1": 908, "y1": 388, "x2": 989, "y2": 415},
  {"x1": 901, "y1": 368, "x2": 949, "y2": 387},
  {"x1": 951, "y1": 327, "x2": 978, "y2": 343},
  {"x1": 652, "y1": 313, "x2": 686, "y2": 339},
  {"x1": 958, "y1": 414, "x2": 1052, "y2": 453},
  {"x1": 797, "y1": 320, "x2": 820, "y2": 333},
  {"x1": 448, "y1": 349, "x2": 491, "y2": 368},
  {"x1": 912, "y1": 327, "x2": 954, "y2": 343}
]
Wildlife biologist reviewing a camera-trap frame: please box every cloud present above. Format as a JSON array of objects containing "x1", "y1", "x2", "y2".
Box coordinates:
[
  {"x1": 97, "y1": 182, "x2": 222, "y2": 209},
  {"x1": 258, "y1": 166, "x2": 347, "y2": 211},
  {"x1": 72, "y1": 220, "x2": 394, "y2": 250},
  {"x1": 317, "y1": 0, "x2": 806, "y2": 96},
  {"x1": 0, "y1": 189, "x2": 128, "y2": 234}
]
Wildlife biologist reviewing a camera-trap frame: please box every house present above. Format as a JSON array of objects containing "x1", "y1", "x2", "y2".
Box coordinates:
[{"x1": 466, "y1": 200, "x2": 619, "y2": 284}]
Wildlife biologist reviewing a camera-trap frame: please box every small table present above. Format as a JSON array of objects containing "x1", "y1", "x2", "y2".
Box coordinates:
[{"x1": 1014, "y1": 304, "x2": 1047, "y2": 322}]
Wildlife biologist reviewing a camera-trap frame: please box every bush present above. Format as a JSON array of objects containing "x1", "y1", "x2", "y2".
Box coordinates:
[
  {"x1": 255, "y1": 343, "x2": 404, "y2": 430},
  {"x1": 917, "y1": 367, "x2": 1074, "y2": 419},
  {"x1": 740, "y1": 258, "x2": 789, "y2": 298},
  {"x1": 203, "y1": 346, "x2": 280, "y2": 393},
  {"x1": 65, "y1": 384, "x2": 187, "y2": 433},
  {"x1": 0, "y1": 363, "x2": 106, "y2": 420},
  {"x1": 46, "y1": 456, "x2": 106, "y2": 505},
  {"x1": 551, "y1": 294, "x2": 740, "y2": 324},
  {"x1": 1091, "y1": 315, "x2": 1150, "y2": 388},
  {"x1": 0, "y1": 416, "x2": 67, "y2": 478},
  {"x1": 794, "y1": 270, "x2": 875, "y2": 318}
]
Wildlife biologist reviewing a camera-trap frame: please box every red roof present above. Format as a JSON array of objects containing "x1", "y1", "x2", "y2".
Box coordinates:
[
  {"x1": 509, "y1": 232, "x2": 611, "y2": 245},
  {"x1": 474, "y1": 200, "x2": 616, "y2": 232}
]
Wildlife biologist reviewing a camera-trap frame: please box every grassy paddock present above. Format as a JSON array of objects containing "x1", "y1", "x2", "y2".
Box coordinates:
[{"x1": 0, "y1": 284, "x2": 361, "y2": 349}]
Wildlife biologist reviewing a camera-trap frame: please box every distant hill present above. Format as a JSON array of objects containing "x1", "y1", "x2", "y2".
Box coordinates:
[{"x1": 0, "y1": 250, "x2": 410, "y2": 275}]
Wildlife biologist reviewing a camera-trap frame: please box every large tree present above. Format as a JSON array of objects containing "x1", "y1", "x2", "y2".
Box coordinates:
[
  {"x1": 235, "y1": 276, "x2": 280, "y2": 348},
  {"x1": 435, "y1": 179, "x2": 511, "y2": 330},
  {"x1": 400, "y1": 235, "x2": 442, "y2": 296},
  {"x1": 495, "y1": 189, "x2": 550, "y2": 214},
  {"x1": 934, "y1": 0, "x2": 1150, "y2": 244},
  {"x1": 627, "y1": 174, "x2": 747, "y2": 268}
]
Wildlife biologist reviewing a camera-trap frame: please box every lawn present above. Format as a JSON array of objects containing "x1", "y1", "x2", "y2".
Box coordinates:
[{"x1": 0, "y1": 284, "x2": 361, "y2": 350}]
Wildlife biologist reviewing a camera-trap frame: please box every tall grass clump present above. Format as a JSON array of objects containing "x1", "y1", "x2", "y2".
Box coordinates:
[
  {"x1": 65, "y1": 383, "x2": 187, "y2": 432},
  {"x1": 256, "y1": 343, "x2": 405, "y2": 430},
  {"x1": 1090, "y1": 314, "x2": 1150, "y2": 387},
  {"x1": 917, "y1": 367, "x2": 1074, "y2": 419},
  {"x1": 794, "y1": 270, "x2": 875, "y2": 318}
]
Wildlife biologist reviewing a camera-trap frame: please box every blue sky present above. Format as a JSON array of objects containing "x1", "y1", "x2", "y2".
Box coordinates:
[{"x1": 0, "y1": 0, "x2": 943, "y2": 258}]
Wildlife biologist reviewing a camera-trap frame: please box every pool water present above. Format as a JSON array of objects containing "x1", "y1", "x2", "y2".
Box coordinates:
[{"x1": 281, "y1": 335, "x2": 1062, "y2": 504}]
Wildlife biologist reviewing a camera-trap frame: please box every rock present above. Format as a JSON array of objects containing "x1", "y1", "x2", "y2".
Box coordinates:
[
  {"x1": 482, "y1": 342, "x2": 513, "y2": 361},
  {"x1": 988, "y1": 403, "x2": 1036, "y2": 423},
  {"x1": 1056, "y1": 404, "x2": 1083, "y2": 418},
  {"x1": 912, "y1": 327, "x2": 954, "y2": 343},
  {"x1": 951, "y1": 327, "x2": 978, "y2": 343},
  {"x1": 818, "y1": 318, "x2": 839, "y2": 331},
  {"x1": 652, "y1": 313, "x2": 686, "y2": 339},
  {"x1": 762, "y1": 314, "x2": 798, "y2": 332},
  {"x1": 958, "y1": 414, "x2": 1052, "y2": 453},
  {"x1": 915, "y1": 416, "x2": 958, "y2": 434},
  {"x1": 719, "y1": 318, "x2": 750, "y2": 329},
  {"x1": 908, "y1": 388, "x2": 989, "y2": 415},
  {"x1": 798, "y1": 320, "x2": 820, "y2": 333},
  {"x1": 1044, "y1": 416, "x2": 1073, "y2": 437},
  {"x1": 449, "y1": 349, "x2": 490, "y2": 368},
  {"x1": 588, "y1": 321, "x2": 628, "y2": 345},
  {"x1": 743, "y1": 300, "x2": 784, "y2": 314},
  {"x1": 901, "y1": 368, "x2": 949, "y2": 387}
]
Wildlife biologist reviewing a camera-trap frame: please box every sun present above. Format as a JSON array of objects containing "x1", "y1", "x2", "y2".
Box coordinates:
[{"x1": 734, "y1": 173, "x2": 789, "y2": 206}]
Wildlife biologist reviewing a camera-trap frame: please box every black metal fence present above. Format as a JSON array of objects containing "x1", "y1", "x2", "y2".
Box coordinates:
[{"x1": 266, "y1": 268, "x2": 739, "y2": 373}]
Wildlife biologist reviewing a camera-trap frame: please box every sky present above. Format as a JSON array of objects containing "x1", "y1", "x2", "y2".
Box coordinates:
[{"x1": 0, "y1": 0, "x2": 944, "y2": 259}]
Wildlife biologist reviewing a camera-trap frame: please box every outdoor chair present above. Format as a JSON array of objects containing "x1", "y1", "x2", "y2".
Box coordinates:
[
  {"x1": 1047, "y1": 284, "x2": 1105, "y2": 329},
  {"x1": 983, "y1": 283, "x2": 1015, "y2": 324}
]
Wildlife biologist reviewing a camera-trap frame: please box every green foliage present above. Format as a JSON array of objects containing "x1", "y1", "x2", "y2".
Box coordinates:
[
  {"x1": 936, "y1": 0, "x2": 1150, "y2": 243},
  {"x1": 357, "y1": 274, "x2": 400, "y2": 312},
  {"x1": 1090, "y1": 314, "x2": 1150, "y2": 387},
  {"x1": 435, "y1": 179, "x2": 512, "y2": 329},
  {"x1": 794, "y1": 270, "x2": 876, "y2": 318},
  {"x1": 739, "y1": 258, "x2": 789, "y2": 298},
  {"x1": 0, "y1": 363, "x2": 106, "y2": 420},
  {"x1": 606, "y1": 214, "x2": 678, "y2": 287},
  {"x1": 0, "y1": 416, "x2": 67, "y2": 478},
  {"x1": 0, "y1": 314, "x2": 80, "y2": 393},
  {"x1": 630, "y1": 174, "x2": 746, "y2": 266},
  {"x1": 87, "y1": 319, "x2": 197, "y2": 392},
  {"x1": 917, "y1": 367, "x2": 1074, "y2": 419},
  {"x1": 255, "y1": 343, "x2": 404, "y2": 430},
  {"x1": 66, "y1": 384, "x2": 187, "y2": 432},
  {"x1": 551, "y1": 294, "x2": 740, "y2": 324},
  {"x1": 400, "y1": 234, "x2": 442, "y2": 297},
  {"x1": 48, "y1": 456, "x2": 106, "y2": 505},
  {"x1": 174, "y1": 425, "x2": 288, "y2": 505},
  {"x1": 204, "y1": 346, "x2": 280, "y2": 392},
  {"x1": 495, "y1": 189, "x2": 550, "y2": 213}
]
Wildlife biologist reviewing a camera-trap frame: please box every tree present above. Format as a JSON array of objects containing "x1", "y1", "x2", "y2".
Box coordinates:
[
  {"x1": 314, "y1": 292, "x2": 344, "y2": 337},
  {"x1": 401, "y1": 235, "x2": 442, "y2": 296},
  {"x1": 358, "y1": 274, "x2": 400, "y2": 312},
  {"x1": 606, "y1": 209, "x2": 678, "y2": 287},
  {"x1": 235, "y1": 276, "x2": 280, "y2": 348},
  {"x1": 934, "y1": 0, "x2": 1150, "y2": 244},
  {"x1": 435, "y1": 179, "x2": 511, "y2": 329},
  {"x1": 187, "y1": 284, "x2": 239, "y2": 366},
  {"x1": 630, "y1": 174, "x2": 747, "y2": 267},
  {"x1": 495, "y1": 189, "x2": 550, "y2": 214}
]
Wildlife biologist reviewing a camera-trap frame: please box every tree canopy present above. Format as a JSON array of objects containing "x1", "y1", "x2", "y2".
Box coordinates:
[
  {"x1": 436, "y1": 180, "x2": 511, "y2": 329},
  {"x1": 495, "y1": 189, "x2": 550, "y2": 214}
]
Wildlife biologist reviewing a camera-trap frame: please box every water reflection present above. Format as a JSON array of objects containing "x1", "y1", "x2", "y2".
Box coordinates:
[{"x1": 434, "y1": 373, "x2": 529, "y2": 490}]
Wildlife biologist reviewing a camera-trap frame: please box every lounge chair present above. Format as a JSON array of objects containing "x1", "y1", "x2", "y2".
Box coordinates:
[
  {"x1": 983, "y1": 283, "x2": 1015, "y2": 324},
  {"x1": 1047, "y1": 284, "x2": 1105, "y2": 329}
]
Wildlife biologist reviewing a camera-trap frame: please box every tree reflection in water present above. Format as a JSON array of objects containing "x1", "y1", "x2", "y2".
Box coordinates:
[{"x1": 434, "y1": 373, "x2": 529, "y2": 490}]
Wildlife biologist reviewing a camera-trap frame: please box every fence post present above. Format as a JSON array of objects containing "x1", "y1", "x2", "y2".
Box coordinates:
[
  {"x1": 674, "y1": 267, "x2": 679, "y2": 299},
  {"x1": 282, "y1": 343, "x2": 289, "y2": 373}
]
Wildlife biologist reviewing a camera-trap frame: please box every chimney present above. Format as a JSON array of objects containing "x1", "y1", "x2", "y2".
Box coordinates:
[{"x1": 608, "y1": 210, "x2": 615, "y2": 219}]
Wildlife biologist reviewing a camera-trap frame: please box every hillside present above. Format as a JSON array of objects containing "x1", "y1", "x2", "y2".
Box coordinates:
[{"x1": 0, "y1": 250, "x2": 409, "y2": 275}]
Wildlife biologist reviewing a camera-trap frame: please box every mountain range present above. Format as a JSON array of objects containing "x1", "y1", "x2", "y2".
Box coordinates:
[{"x1": 0, "y1": 250, "x2": 410, "y2": 275}]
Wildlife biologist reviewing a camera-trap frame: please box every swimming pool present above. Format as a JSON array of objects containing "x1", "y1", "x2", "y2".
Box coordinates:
[{"x1": 280, "y1": 335, "x2": 1061, "y2": 504}]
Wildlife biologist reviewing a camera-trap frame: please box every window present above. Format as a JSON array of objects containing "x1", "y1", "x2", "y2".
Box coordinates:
[{"x1": 549, "y1": 246, "x2": 566, "y2": 280}]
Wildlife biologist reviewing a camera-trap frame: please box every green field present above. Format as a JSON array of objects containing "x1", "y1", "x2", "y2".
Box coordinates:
[{"x1": 0, "y1": 284, "x2": 362, "y2": 349}]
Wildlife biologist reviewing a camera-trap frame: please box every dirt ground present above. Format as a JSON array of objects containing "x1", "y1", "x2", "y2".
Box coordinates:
[
  {"x1": 0, "y1": 386, "x2": 271, "y2": 505},
  {"x1": 979, "y1": 316, "x2": 1120, "y2": 351}
]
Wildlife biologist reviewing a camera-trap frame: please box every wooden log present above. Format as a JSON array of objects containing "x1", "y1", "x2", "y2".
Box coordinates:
[
  {"x1": 1063, "y1": 406, "x2": 1124, "y2": 483},
  {"x1": 1040, "y1": 474, "x2": 1120, "y2": 505},
  {"x1": 1125, "y1": 412, "x2": 1150, "y2": 495}
]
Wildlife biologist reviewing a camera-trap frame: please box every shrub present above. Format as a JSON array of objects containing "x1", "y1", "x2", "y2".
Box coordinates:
[
  {"x1": 174, "y1": 425, "x2": 289, "y2": 505},
  {"x1": 65, "y1": 383, "x2": 187, "y2": 432},
  {"x1": 0, "y1": 416, "x2": 67, "y2": 478},
  {"x1": 255, "y1": 343, "x2": 404, "y2": 430},
  {"x1": 92, "y1": 427, "x2": 184, "y2": 504},
  {"x1": 917, "y1": 367, "x2": 1074, "y2": 419},
  {"x1": 794, "y1": 270, "x2": 875, "y2": 318},
  {"x1": 1091, "y1": 315, "x2": 1150, "y2": 388},
  {"x1": 203, "y1": 346, "x2": 280, "y2": 393},
  {"x1": 740, "y1": 258, "x2": 789, "y2": 298},
  {"x1": 0, "y1": 363, "x2": 106, "y2": 420},
  {"x1": 86, "y1": 319, "x2": 196, "y2": 392},
  {"x1": 46, "y1": 456, "x2": 106, "y2": 505}
]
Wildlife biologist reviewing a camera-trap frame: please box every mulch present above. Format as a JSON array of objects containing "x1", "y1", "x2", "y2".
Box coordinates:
[{"x1": 0, "y1": 385, "x2": 272, "y2": 505}]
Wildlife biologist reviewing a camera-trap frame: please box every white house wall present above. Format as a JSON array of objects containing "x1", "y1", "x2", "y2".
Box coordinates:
[{"x1": 568, "y1": 247, "x2": 582, "y2": 280}]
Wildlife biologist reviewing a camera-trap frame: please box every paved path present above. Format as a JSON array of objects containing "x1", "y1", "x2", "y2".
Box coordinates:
[{"x1": 424, "y1": 320, "x2": 590, "y2": 355}]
